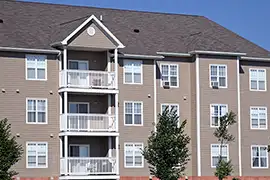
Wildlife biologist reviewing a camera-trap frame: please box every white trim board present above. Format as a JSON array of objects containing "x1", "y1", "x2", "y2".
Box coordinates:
[{"x1": 62, "y1": 15, "x2": 124, "y2": 48}]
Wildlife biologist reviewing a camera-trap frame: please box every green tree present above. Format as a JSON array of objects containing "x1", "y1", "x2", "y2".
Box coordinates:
[
  {"x1": 0, "y1": 118, "x2": 23, "y2": 180},
  {"x1": 213, "y1": 111, "x2": 237, "y2": 180},
  {"x1": 142, "y1": 107, "x2": 190, "y2": 180}
]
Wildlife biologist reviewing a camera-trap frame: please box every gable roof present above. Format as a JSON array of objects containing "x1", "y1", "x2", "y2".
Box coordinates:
[{"x1": 0, "y1": 0, "x2": 269, "y2": 58}]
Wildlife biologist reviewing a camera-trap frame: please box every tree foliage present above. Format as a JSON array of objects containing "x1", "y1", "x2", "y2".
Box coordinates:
[
  {"x1": 142, "y1": 107, "x2": 190, "y2": 180},
  {"x1": 213, "y1": 111, "x2": 236, "y2": 180},
  {"x1": 0, "y1": 118, "x2": 23, "y2": 180}
]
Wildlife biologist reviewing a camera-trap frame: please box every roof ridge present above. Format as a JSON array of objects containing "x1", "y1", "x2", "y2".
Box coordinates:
[{"x1": 16, "y1": 0, "x2": 203, "y2": 17}]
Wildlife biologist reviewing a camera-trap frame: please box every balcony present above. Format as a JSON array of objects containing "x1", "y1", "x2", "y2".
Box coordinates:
[
  {"x1": 60, "y1": 157, "x2": 117, "y2": 175},
  {"x1": 60, "y1": 70, "x2": 116, "y2": 89},
  {"x1": 60, "y1": 113, "x2": 116, "y2": 132}
]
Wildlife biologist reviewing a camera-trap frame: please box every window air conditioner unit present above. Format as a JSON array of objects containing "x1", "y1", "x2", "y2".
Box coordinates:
[
  {"x1": 163, "y1": 81, "x2": 170, "y2": 88},
  {"x1": 211, "y1": 81, "x2": 219, "y2": 89}
]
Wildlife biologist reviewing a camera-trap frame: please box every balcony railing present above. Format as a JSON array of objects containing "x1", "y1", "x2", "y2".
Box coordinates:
[
  {"x1": 60, "y1": 70, "x2": 115, "y2": 89},
  {"x1": 60, "y1": 157, "x2": 117, "y2": 175},
  {"x1": 60, "y1": 113, "x2": 116, "y2": 132}
]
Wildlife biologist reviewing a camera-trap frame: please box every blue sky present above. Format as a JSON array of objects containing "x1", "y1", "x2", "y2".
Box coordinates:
[{"x1": 22, "y1": 0, "x2": 270, "y2": 51}]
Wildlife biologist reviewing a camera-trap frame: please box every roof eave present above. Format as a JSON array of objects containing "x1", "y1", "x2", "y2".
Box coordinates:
[
  {"x1": 157, "y1": 51, "x2": 192, "y2": 57},
  {"x1": 0, "y1": 46, "x2": 60, "y2": 54},
  {"x1": 189, "y1": 50, "x2": 247, "y2": 56}
]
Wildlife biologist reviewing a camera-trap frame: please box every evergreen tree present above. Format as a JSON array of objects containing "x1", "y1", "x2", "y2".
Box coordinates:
[
  {"x1": 214, "y1": 111, "x2": 237, "y2": 180},
  {"x1": 0, "y1": 118, "x2": 23, "y2": 180},
  {"x1": 142, "y1": 107, "x2": 190, "y2": 180}
]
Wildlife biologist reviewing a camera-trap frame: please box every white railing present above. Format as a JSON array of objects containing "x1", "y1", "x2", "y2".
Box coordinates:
[
  {"x1": 60, "y1": 70, "x2": 115, "y2": 89},
  {"x1": 60, "y1": 157, "x2": 117, "y2": 175},
  {"x1": 60, "y1": 158, "x2": 66, "y2": 175},
  {"x1": 60, "y1": 113, "x2": 116, "y2": 132}
]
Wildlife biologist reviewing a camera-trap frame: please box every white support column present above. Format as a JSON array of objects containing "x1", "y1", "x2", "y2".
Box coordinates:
[
  {"x1": 60, "y1": 137, "x2": 63, "y2": 158},
  {"x1": 115, "y1": 93, "x2": 119, "y2": 132},
  {"x1": 116, "y1": 136, "x2": 119, "y2": 175},
  {"x1": 107, "y1": 50, "x2": 111, "y2": 72},
  {"x1": 114, "y1": 48, "x2": 118, "y2": 89},
  {"x1": 108, "y1": 93, "x2": 112, "y2": 157},
  {"x1": 64, "y1": 135, "x2": 68, "y2": 175},
  {"x1": 63, "y1": 46, "x2": 67, "y2": 86}
]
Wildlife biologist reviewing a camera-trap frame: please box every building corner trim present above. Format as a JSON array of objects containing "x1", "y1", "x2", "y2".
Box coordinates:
[
  {"x1": 237, "y1": 57, "x2": 242, "y2": 176},
  {"x1": 195, "y1": 54, "x2": 201, "y2": 176},
  {"x1": 153, "y1": 59, "x2": 157, "y2": 131}
]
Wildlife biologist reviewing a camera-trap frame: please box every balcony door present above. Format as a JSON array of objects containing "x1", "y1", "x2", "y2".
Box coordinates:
[
  {"x1": 68, "y1": 60, "x2": 89, "y2": 87},
  {"x1": 68, "y1": 102, "x2": 90, "y2": 131}
]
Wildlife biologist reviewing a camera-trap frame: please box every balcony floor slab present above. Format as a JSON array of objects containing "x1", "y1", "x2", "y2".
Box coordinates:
[{"x1": 59, "y1": 87, "x2": 119, "y2": 94}]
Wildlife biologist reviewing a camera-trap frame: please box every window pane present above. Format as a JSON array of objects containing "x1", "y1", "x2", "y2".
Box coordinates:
[
  {"x1": 134, "y1": 103, "x2": 141, "y2": 114},
  {"x1": 212, "y1": 157, "x2": 219, "y2": 167},
  {"x1": 161, "y1": 65, "x2": 168, "y2": 75},
  {"x1": 134, "y1": 115, "x2": 141, "y2": 124},
  {"x1": 125, "y1": 114, "x2": 132, "y2": 124},
  {"x1": 27, "y1": 68, "x2": 36, "y2": 79},
  {"x1": 260, "y1": 119, "x2": 266, "y2": 128},
  {"x1": 219, "y1": 66, "x2": 226, "y2": 76},
  {"x1": 170, "y1": 76, "x2": 177, "y2": 86},
  {"x1": 134, "y1": 73, "x2": 141, "y2": 83},
  {"x1": 170, "y1": 65, "x2": 177, "y2": 76},
  {"x1": 135, "y1": 156, "x2": 142, "y2": 166},
  {"x1": 38, "y1": 156, "x2": 46, "y2": 166},
  {"x1": 37, "y1": 100, "x2": 46, "y2": 111},
  {"x1": 28, "y1": 100, "x2": 36, "y2": 111},
  {"x1": 28, "y1": 156, "x2": 36, "y2": 166},
  {"x1": 125, "y1": 103, "x2": 132, "y2": 113},
  {"x1": 38, "y1": 112, "x2": 46, "y2": 123},
  {"x1": 125, "y1": 156, "x2": 133, "y2": 166},
  {"x1": 212, "y1": 117, "x2": 219, "y2": 126},
  {"x1": 258, "y1": 81, "x2": 265, "y2": 90},
  {"x1": 252, "y1": 157, "x2": 259, "y2": 167},
  {"x1": 125, "y1": 73, "x2": 132, "y2": 83},
  {"x1": 260, "y1": 147, "x2": 267, "y2": 156},
  {"x1": 37, "y1": 69, "x2": 45, "y2": 79},
  {"x1": 211, "y1": 66, "x2": 217, "y2": 76},
  {"x1": 251, "y1": 80, "x2": 257, "y2": 89},
  {"x1": 252, "y1": 118, "x2": 258, "y2": 128},
  {"x1": 252, "y1": 147, "x2": 259, "y2": 156},
  {"x1": 261, "y1": 157, "x2": 267, "y2": 167},
  {"x1": 28, "y1": 112, "x2": 36, "y2": 122},
  {"x1": 162, "y1": 75, "x2": 169, "y2": 81},
  {"x1": 219, "y1": 77, "x2": 226, "y2": 87}
]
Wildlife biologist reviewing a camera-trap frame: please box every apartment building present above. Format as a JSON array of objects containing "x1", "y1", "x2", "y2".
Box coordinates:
[{"x1": 0, "y1": 1, "x2": 270, "y2": 180}]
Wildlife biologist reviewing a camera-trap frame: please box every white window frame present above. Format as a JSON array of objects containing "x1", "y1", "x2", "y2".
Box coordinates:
[
  {"x1": 68, "y1": 60, "x2": 89, "y2": 70},
  {"x1": 26, "y1": 98, "x2": 48, "y2": 124},
  {"x1": 250, "y1": 106, "x2": 267, "y2": 130},
  {"x1": 251, "y1": 145, "x2": 268, "y2": 169},
  {"x1": 69, "y1": 144, "x2": 90, "y2": 157},
  {"x1": 124, "y1": 101, "x2": 143, "y2": 126},
  {"x1": 160, "y1": 64, "x2": 179, "y2": 88},
  {"x1": 210, "y1": 104, "x2": 228, "y2": 128},
  {"x1": 211, "y1": 144, "x2": 229, "y2": 168},
  {"x1": 249, "y1": 68, "x2": 267, "y2": 91},
  {"x1": 25, "y1": 54, "x2": 47, "y2": 81},
  {"x1": 209, "y1": 64, "x2": 228, "y2": 88},
  {"x1": 68, "y1": 102, "x2": 90, "y2": 113},
  {"x1": 26, "y1": 142, "x2": 48, "y2": 168},
  {"x1": 124, "y1": 142, "x2": 144, "y2": 168},
  {"x1": 123, "y1": 60, "x2": 143, "y2": 85},
  {"x1": 161, "y1": 104, "x2": 179, "y2": 115}
]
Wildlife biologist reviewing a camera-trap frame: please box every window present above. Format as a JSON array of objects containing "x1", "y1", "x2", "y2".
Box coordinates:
[
  {"x1": 69, "y1": 144, "x2": 89, "y2": 157},
  {"x1": 210, "y1": 64, "x2": 227, "y2": 88},
  {"x1": 251, "y1": 145, "x2": 268, "y2": 168},
  {"x1": 69, "y1": 102, "x2": 89, "y2": 113},
  {"x1": 161, "y1": 104, "x2": 179, "y2": 115},
  {"x1": 68, "y1": 60, "x2": 88, "y2": 70},
  {"x1": 161, "y1": 64, "x2": 178, "y2": 87},
  {"x1": 211, "y1": 144, "x2": 229, "y2": 168},
  {"x1": 250, "y1": 107, "x2": 267, "y2": 129},
  {"x1": 123, "y1": 60, "x2": 142, "y2": 84},
  {"x1": 26, "y1": 54, "x2": 47, "y2": 80},
  {"x1": 26, "y1": 98, "x2": 47, "y2": 124},
  {"x1": 124, "y1": 101, "x2": 143, "y2": 125},
  {"x1": 26, "y1": 142, "x2": 48, "y2": 168},
  {"x1": 210, "y1": 104, "x2": 228, "y2": 127},
  {"x1": 124, "y1": 143, "x2": 144, "y2": 168},
  {"x1": 250, "y1": 69, "x2": 266, "y2": 91}
]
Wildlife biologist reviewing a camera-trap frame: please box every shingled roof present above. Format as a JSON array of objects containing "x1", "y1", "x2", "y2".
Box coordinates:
[{"x1": 0, "y1": 0, "x2": 269, "y2": 57}]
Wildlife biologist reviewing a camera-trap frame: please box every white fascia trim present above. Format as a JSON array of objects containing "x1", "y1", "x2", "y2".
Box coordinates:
[
  {"x1": 237, "y1": 56, "x2": 242, "y2": 176},
  {"x1": 0, "y1": 46, "x2": 60, "y2": 54},
  {"x1": 241, "y1": 56, "x2": 270, "y2": 61},
  {"x1": 189, "y1": 50, "x2": 246, "y2": 56},
  {"x1": 153, "y1": 59, "x2": 157, "y2": 132},
  {"x1": 59, "y1": 132, "x2": 119, "y2": 136},
  {"x1": 62, "y1": 15, "x2": 125, "y2": 48},
  {"x1": 115, "y1": 53, "x2": 164, "y2": 59},
  {"x1": 58, "y1": 88, "x2": 119, "y2": 94},
  {"x1": 195, "y1": 54, "x2": 201, "y2": 176},
  {"x1": 59, "y1": 175, "x2": 120, "y2": 180},
  {"x1": 156, "y1": 51, "x2": 192, "y2": 57}
]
